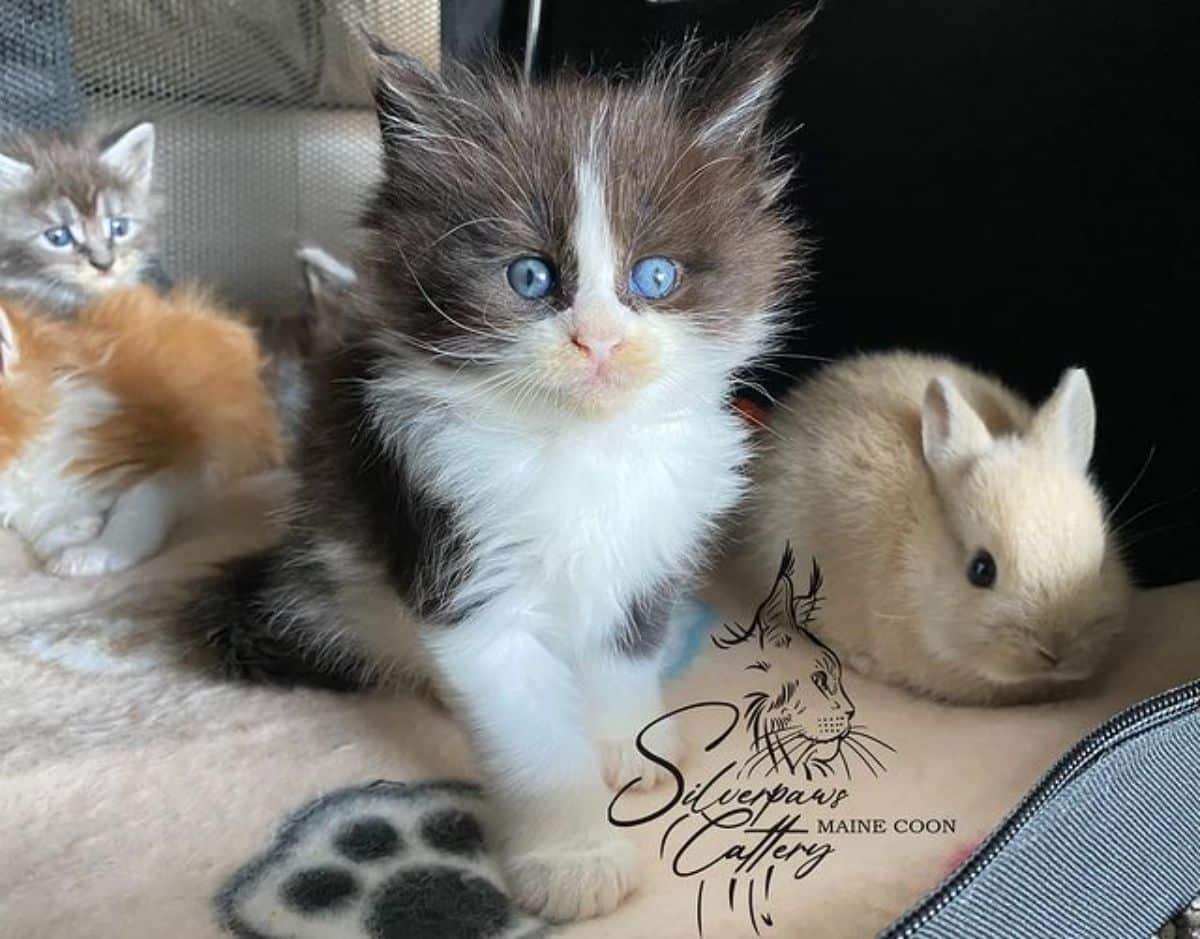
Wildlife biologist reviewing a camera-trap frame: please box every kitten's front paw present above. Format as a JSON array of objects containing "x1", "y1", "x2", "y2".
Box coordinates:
[
  {"x1": 31, "y1": 515, "x2": 104, "y2": 559},
  {"x1": 599, "y1": 718, "x2": 684, "y2": 792},
  {"x1": 503, "y1": 827, "x2": 638, "y2": 922},
  {"x1": 46, "y1": 543, "x2": 135, "y2": 577}
]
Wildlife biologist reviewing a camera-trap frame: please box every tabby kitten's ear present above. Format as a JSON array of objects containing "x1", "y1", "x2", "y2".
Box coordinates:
[
  {"x1": 100, "y1": 122, "x2": 155, "y2": 196},
  {"x1": 0, "y1": 152, "x2": 33, "y2": 192},
  {"x1": 679, "y1": 5, "x2": 819, "y2": 148}
]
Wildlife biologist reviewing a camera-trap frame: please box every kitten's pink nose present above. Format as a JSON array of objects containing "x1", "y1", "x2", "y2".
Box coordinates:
[{"x1": 571, "y1": 333, "x2": 623, "y2": 363}]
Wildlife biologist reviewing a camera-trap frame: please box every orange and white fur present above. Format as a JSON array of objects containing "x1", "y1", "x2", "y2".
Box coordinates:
[
  {"x1": 0, "y1": 285, "x2": 282, "y2": 576},
  {"x1": 740, "y1": 352, "x2": 1132, "y2": 705}
]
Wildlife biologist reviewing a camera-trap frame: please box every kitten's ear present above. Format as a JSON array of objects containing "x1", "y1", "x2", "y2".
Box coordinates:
[
  {"x1": 922, "y1": 376, "x2": 993, "y2": 477},
  {"x1": 298, "y1": 245, "x2": 357, "y2": 296},
  {"x1": 0, "y1": 152, "x2": 33, "y2": 192},
  {"x1": 0, "y1": 304, "x2": 19, "y2": 376},
  {"x1": 367, "y1": 38, "x2": 446, "y2": 147},
  {"x1": 1029, "y1": 367, "x2": 1096, "y2": 472},
  {"x1": 682, "y1": 5, "x2": 820, "y2": 148},
  {"x1": 101, "y1": 122, "x2": 155, "y2": 193}
]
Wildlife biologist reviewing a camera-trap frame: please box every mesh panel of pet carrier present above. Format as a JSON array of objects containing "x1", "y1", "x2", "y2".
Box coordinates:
[{"x1": 0, "y1": 0, "x2": 439, "y2": 314}]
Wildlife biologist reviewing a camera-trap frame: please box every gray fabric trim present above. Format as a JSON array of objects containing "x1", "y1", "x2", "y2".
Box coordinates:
[{"x1": 885, "y1": 708, "x2": 1200, "y2": 938}]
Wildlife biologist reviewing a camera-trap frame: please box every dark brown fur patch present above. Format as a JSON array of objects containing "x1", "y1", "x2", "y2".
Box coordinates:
[{"x1": 358, "y1": 11, "x2": 812, "y2": 365}]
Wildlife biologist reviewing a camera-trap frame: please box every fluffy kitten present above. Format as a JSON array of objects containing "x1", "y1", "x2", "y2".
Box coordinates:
[
  {"x1": 0, "y1": 122, "x2": 168, "y2": 315},
  {"x1": 182, "y1": 16, "x2": 809, "y2": 922},
  {"x1": 0, "y1": 124, "x2": 337, "y2": 456},
  {"x1": 0, "y1": 285, "x2": 283, "y2": 576}
]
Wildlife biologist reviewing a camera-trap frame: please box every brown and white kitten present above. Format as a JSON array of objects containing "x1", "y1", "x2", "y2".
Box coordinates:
[
  {"x1": 182, "y1": 15, "x2": 811, "y2": 922},
  {"x1": 0, "y1": 122, "x2": 166, "y2": 315}
]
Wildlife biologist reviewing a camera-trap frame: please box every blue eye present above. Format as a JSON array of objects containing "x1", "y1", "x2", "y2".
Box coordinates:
[
  {"x1": 629, "y1": 256, "x2": 679, "y2": 300},
  {"x1": 108, "y1": 217, "x2": 131, "y2": 239},
  {"x1": 506, "y1": 256, "x2": 555, "y2": 300},
  {"x1": 43, "y1": 226, "x2": 73, "y2": 248}
]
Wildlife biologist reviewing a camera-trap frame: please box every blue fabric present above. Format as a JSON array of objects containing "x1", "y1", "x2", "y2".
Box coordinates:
[
  {"x1": 661, "y1": 596, "x2": 719, "y2": 680},
  {"x1": 884, "y1": 707, "x2": 1200, "y2": 938}
]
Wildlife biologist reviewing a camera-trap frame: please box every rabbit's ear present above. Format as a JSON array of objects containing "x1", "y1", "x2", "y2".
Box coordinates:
[
  {"x1": 1030, "y1": 367, "x2": 1095, "y2": 472},
  {"x1": 922, "y1": 376, "x2": 992, "y2": 476}
]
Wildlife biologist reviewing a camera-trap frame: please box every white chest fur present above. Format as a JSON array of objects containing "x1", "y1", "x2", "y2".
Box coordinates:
[
  {"x1": 406, "y1": 395, "x2": 749, "y2": 657},
  {"x1": 0, "y1": 378, "x2": 117, "y2": 546}
]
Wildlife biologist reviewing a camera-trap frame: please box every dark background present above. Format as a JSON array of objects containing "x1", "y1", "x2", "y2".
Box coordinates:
[{"x1": 476, "y1": 0, "x2": 1199, "y2": 587}]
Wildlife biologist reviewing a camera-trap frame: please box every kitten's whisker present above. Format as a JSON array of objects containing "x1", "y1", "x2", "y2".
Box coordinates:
[
  {"x1": 393, "y1": 333, "x2": 502, "y2": 363},
  {"x1": 761, "y1": 352, "x2": 832, "y2": 364},
  {"x1": 734, "y1": 379, "x2": 799, "y2": 418},
  {"x1": 656, "y1": 155, "x2": 743, "y2": 217},
  {"x1": 430, "y1": 216, "x2": 513, "y2": 247},
  {"x1": 392, "y1": 242, "x2": 520, "y2": 346}
]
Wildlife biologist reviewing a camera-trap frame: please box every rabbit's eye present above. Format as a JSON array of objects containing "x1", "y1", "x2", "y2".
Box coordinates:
[{"x1": 967, "y1": 549, "x2": 997, "y2": 588}]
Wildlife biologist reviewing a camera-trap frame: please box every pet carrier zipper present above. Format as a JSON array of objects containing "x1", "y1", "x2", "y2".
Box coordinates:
[{"x1": 879, "y1": 678, "x2": 1200, "y2": 938}]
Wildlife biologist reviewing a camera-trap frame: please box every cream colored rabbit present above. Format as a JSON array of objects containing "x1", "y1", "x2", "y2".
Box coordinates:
[{"x1": 739, "y1": 351, "x2": 1132, "y2": 705}]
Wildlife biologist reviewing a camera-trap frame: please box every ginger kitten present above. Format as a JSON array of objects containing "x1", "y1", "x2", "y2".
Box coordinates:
[
  {"x1": 0, "y1": 285, "x2": 282, "y2": 576},
  {"x1": 182, "y1": 14, "x2": 811, "y2": 922}
]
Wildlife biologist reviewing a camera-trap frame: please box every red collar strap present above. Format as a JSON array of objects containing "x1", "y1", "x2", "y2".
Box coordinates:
[{"x1": 733, "y1": 395, "x2": 771, "y2": 431}]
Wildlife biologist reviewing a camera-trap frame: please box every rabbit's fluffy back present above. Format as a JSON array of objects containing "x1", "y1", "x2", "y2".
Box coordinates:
[{"x1": 741, "y1": 351, "x2": 1128, "y2": 704}]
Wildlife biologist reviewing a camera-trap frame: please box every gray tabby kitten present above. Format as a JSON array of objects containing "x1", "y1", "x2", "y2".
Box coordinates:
[
  {"x1": 184, "y1": 13, "x2": 810, "y2": 923},
  {"x1": 0, "y1": 122, "x2": 333, "y2": 451},
  {"x1": 0, "y1": 122, "x2": 167, "y2": 315}
]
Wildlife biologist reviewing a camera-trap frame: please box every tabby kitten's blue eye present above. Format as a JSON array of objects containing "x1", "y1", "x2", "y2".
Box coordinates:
[
  {"x1": 108, "y1": 217, "x2": 132, "y2": 240},
  {"x1": 43, "y1": 226, "x2": 73, "y2": 248},
  {"x1": 629, "y1": 256, "x2": 678, "y2": 300},
  {"x1": 506, "y1": 256, "x2": 555, "y2": 300}
]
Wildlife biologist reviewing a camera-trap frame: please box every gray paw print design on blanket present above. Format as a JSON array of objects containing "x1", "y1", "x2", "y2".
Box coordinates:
[{"x1": 216, "y1": 780, "x2": 548, "y2": 939}]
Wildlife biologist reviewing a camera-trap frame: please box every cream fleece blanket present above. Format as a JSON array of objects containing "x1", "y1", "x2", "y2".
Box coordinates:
[{"x1": 1, "y1": 471, "x2": 1197, "y2": 939}]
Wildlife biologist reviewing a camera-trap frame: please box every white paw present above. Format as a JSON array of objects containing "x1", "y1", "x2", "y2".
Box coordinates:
[
  {"x1": 503, "y1": 827, "x2": 638, "y2": 922},
  {"x1": 46, "y1": 543, "x2": 135, "y2": 577},
  {"x1": 31, "y1": 515, "x2": 105, "y2": 559},
  {"x1": 599, "y1": 718, "x2": 684, "y2": 792}
]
